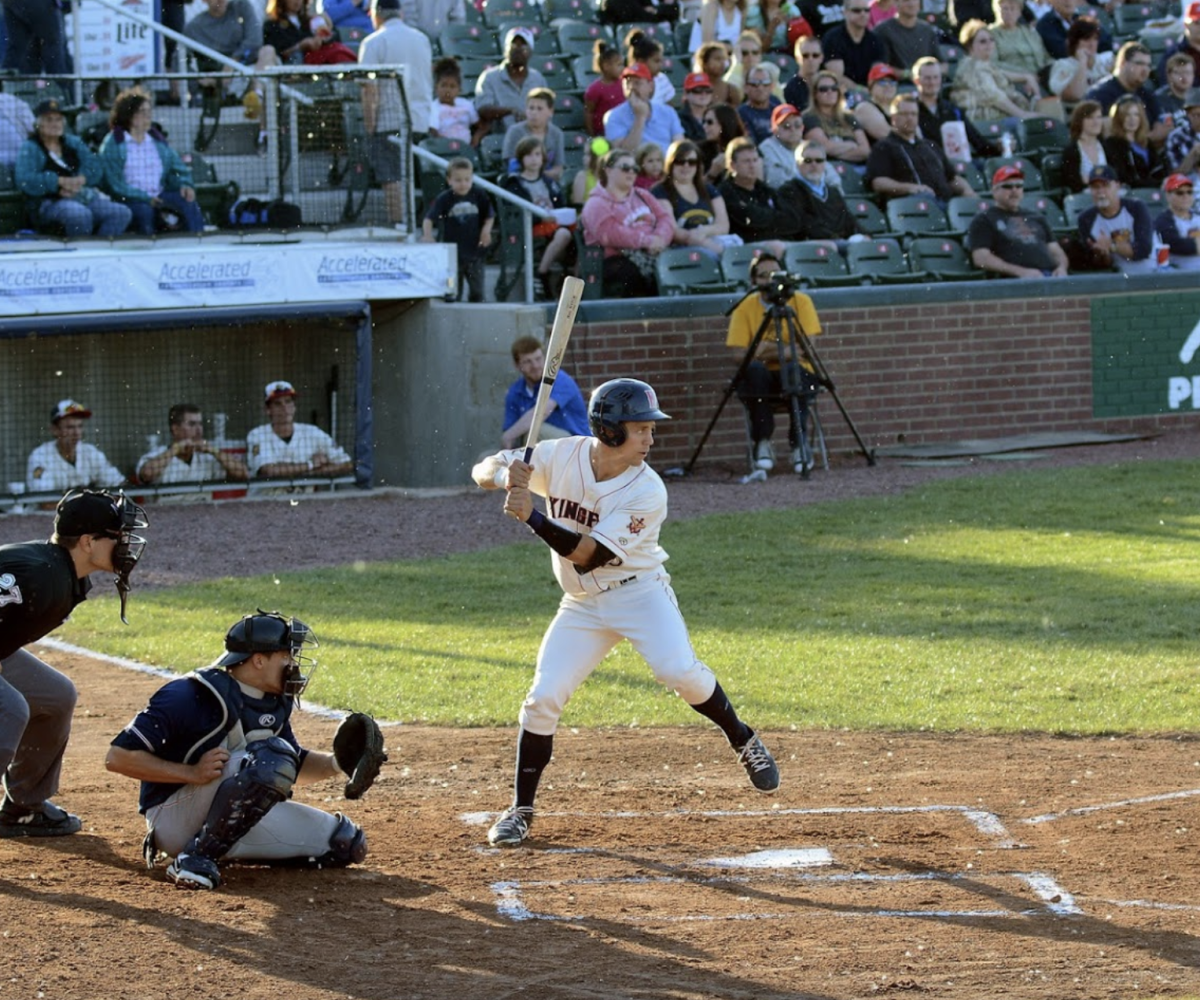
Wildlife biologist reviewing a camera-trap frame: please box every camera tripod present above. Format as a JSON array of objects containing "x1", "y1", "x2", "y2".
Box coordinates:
[{"x1": 680, "y1": 275, "x2": 875, "y2": 477}]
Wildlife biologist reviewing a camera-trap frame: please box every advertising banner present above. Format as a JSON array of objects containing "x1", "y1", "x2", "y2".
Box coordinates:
[{"x1": 70, "y1": 0, "x2": 158, "y2": 77}]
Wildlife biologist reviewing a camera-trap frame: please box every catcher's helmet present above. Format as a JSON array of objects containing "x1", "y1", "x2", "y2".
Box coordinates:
[
  {"x1": 217, "y1": 609, "x2": 319, "y2": 696},
  {"x1": 588, "y1": 378, "x2": 671, "y2": 448}
]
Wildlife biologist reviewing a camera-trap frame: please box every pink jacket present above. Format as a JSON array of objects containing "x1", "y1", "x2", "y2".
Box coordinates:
[{"x1": 581, "y1": 183, "x2": 676, "y2": 258}]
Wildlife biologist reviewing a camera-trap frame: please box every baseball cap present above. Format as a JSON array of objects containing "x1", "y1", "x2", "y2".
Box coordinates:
[
  {"x1": 867, "y1": 63, "x2": 899, "y2": 85},
  {"x1": 1087, "y1": 164, "x2": 1118, "y2": 185},
  {"x1": 54, "y1": 489, "x2": 122, "y2": 537},
  {"x1": 51, "y1": 399, "x2": 91, "y2": 423},
  {"x1": 992, "y1": 164, "x2": 1024, "y2": 186},
  {"x1": 622, "y1": 62, "x2": 653, "y2": 82},
  {"x1": 503, "y1": 26, "x2": 534, "y2": 49},
  {"x1": 33, "y1": 98, "x2": 63, "y2": 117},
  {"x1": 373, "y1": 0, "x2": 401, "y2": 10},
  {"x1": 684, "y1": 71, "x2": 713, "y2": 91},
  {"x1": 1164, "y1": 173, "x2": 1194, "y2": 191},
  {"x1": 771, "y1": 103, "x2": 801, "y2": 129},
  {"x1": 264, "y1": 380, "x2": 298, "y2": 403},
  {"x1": 1186, "y1": 1, "x2": 1200, "y2": 21}
]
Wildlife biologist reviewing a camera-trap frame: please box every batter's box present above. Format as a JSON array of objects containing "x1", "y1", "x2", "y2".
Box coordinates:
[{"x1": 491, "y1": 867, "x2": 1082, "y2": 923}]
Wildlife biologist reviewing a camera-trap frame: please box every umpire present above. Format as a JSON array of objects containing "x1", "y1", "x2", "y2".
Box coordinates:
[{"x1": 0, "y1": 489, "x2": 149, "y2": 837}]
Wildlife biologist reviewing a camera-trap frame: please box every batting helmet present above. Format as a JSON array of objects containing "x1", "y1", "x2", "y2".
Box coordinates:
[
  {"x1": 217, "y1": 610, "x2": 319, "y2": 697},
  {"x1": 588, "y1": 378, "x2": 671, "y2": 448}
]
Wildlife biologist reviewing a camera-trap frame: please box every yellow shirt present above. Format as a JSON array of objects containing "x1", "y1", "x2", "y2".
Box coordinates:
[{"x1": 726, "y1": 291, "x2": 822, "y2": 370}]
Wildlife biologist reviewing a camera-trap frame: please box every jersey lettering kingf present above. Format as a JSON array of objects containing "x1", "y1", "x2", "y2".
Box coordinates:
[{"x1": 547, "y1": 497, "x2": 600, "y2": 528}]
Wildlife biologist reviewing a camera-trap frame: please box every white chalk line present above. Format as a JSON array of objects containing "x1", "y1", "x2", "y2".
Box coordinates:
[{"x1": 1022, "y1": 787, "x2": 1200, "y2": 825}]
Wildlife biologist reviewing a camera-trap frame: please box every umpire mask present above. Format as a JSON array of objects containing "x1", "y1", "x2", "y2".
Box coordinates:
[{"x1": 55, "y1": 489, "x2": 149, "y2": 625}]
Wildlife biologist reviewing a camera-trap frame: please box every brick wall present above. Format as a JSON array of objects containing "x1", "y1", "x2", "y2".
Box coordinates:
[{"x1": 563, "y1": 286, "x2": 1198, "y2": 472}]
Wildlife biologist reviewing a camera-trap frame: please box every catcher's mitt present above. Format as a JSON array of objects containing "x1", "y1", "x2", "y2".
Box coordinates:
[{"x1": 333, "y1": 712, "x2": 387, "y2": 799}]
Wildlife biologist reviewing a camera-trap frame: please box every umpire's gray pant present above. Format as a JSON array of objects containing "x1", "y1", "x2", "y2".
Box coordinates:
[{"x1": 0, "y1": 648, "x2": 77, "y2": 807}]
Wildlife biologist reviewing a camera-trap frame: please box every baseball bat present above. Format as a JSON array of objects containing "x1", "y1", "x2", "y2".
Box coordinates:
[{"x1": 523, "y1": 275, "x2": 584, "y2": 463}]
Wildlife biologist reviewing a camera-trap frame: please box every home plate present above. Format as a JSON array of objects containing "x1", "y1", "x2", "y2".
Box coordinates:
[{"x1": 700, "y1": 848, "x2": 834, "y2": 869}]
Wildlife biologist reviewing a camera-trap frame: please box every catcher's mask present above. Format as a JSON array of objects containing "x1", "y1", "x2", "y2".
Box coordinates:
[
  {"x1": 55, "y1": 489, "x2": 149, "y2": 625},
  {"x1": 217, "y1": 609, "x2": 319, "y2": 697},
  {"x1": 588, "y1": 378, "x2": 671, "y2": 448}
]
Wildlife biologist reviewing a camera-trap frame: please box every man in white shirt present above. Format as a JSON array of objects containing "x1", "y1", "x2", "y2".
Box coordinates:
[
  {"x1": 26, "y1": 400, "x2": 124, "y2": 496},
  {"x1": 137, "y1": 404, "x2": 249, "y2": 488},
  {"x1": 247, "y1": 381, "x2": 354, "y2": 482}
]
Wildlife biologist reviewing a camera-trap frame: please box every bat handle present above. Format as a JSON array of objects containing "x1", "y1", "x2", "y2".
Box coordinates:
[{"x1": 521, "y1": 445, "x2": 534, "y2": 464}]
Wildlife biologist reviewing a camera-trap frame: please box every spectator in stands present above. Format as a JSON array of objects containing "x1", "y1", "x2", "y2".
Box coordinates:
[
  {"x1": 873, "y1": 0, "x2": 941, "y2": 78},
  {"x1": 952, "y1": 20, "x2": 1045, "y2": 124},
  {"x1": 0, "y1": 87, "x2": 33, "y2": 167},
  {"x1": 159, "y1": 0, "x2": 189, "y2": 104},
  {"x1": 1156, "y1": 53, "x2": 1196, "y2": 126},
  {"x1": 760, "y1": 103, "x2": 806, "y2": 186},
  {"x1": 475, "y1": 27, "x2": 547, "y2": 139},
  {"x1": 1047, "y1": 17, "x2": 1112, "y2": 104},
  {"x1": 821, "y1": 0, "x2": 888, "y2": 98},
  {"x1": 27, "y1": 401, "x2": 124, "y2": 494},
  {"x1": 776, "y1": 139, "x2": 865, "y2": 241},
  {"x1": 137, "y1": 404, "x2": 249, "y2": 487},
  {"x1": 625, "y1": 28, "x2": 677, "y2": 107},
  {"x1": 581, "y1": 147, "x2": 675, "y2": 298},
  {"x1": 399, "y1": 0, "x2": 466, "y2": 38},
  {"x1": 422, "y1": 156, "x2": 494, "y2": 302},
  {"x1": 719, "y1": 136, "x2": 796, "y2": 253},
  {"x1": 1158, "y1": 2, "x2": 1200, "y2": 86},
  {"x1": 690, "y1": 0, "x2": 748, "y2": 52},
  {"x1": 783, "y1": 34, "x2": 824, "y2": 111},
  {"x1": 967, "y1": 163, "x2": 1068, "y2": 276},
  {"x1": 248, "y1": 381, "x2": 354, "y2": 480},
  {"x1": 652, "y1": 138, "x2": 733, "y2": 255},
  {"x1": 726, "y1": 249, "x2": 822, "y2": 476},
  {"x1": 1154, "y1": 173, "x2": 1200, "y2": 270},
  {"x1": 585, "y1": 40, "x2": 625, "y2": 137},
  {"x1": 1, "y1": 0, "x2": 68, "y2": 74},
  {"x1": 263, "y1": 0, "x2": 357, "y2": 65},
  {"x1": 503, "y1": 88, "x2": 566, "y2": 182},
  {"x1": 695, "y1": 41, "x2": 742, "y2": 108},
  {"x1": 738, "y1": 65, "x2": 783, "y2": 144},
  {"x1": 745, "y1": 0, "x2": 803, "y2": 53},
  {"x1": 802, "y1": 71, "x2": 870, "y2": 165},
  {"x1": 359, "y1": 0, "x2": 432, "y2": 229},
  {"x1": 429, "y1": 57, "x2": 479, "y2": 143},
  {"x1": 990, "y1": 0, "x2": 1052, "y2": 82},
  {"x1": 183, "y1": 0, "x2": 272, "y2": 121},
  {"x1": 1062, "y1": 99, "x2": 1108, "y2": 192},
  {"x1": 854, "y1": 63, "x2": 899, "y2": 144},
  {"x1": 699, "y1": 102, "x2": 746, "y2": 182},
  {"x1": 797, "y1": 0, "x2": 842, "y2": 37},
  {"x1": 501, "y1": 336, "x2": 591, "y2": 450},
  {"x1": 866, "y1": 93, "x2": 973, "y2": 203},
  {"x1": 1085, "y1": 42, "x2": 1168, "y2": 146},
  {"x1": 1165, "y1": 89, "x2": 1200, "y2": 179},
  {"x1": 501, "y1": 138, "x2": 574, "y2": 300},
  {"x1": 16, "y1": 99, "x2": 132, "y2": 238},
  {"x1": 319, "y1": 0, "x2": 374, "y2": 35},
  {"x1": 635, "y1": 142, "x2": 665, "y2": 190},
  {"x1": 604, "y1": 64, "x2": 684, "y2": 153},
  {"x1": 99, "y1": 88, "x2": 204, "y2": 236},
  {"x1": 571, "y1": 136, "x2": 609, "y2": 207},
  {"x1": 1036, "y1": 0, "x2": 1111, "y2": 61},
  {"x1": 679, "y1": 72, "x2": 716, "y2": 142},
  {"x1": 726, "y1": 31, "x2": 784, "y2": 101},
  {"x1": 1074, "y1": 164, "x2": 1154, "y2": 272},
  {"x1": 1104, "y1": 95, "x2": 1164, "y2": 189},
  {"x1": 914, "y1": 56, "x2": 1001, "y2": 163}
]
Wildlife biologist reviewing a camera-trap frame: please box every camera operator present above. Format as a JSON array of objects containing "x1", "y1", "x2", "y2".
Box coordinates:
[{"x1": 726, "y1": 250, "x2": 823, "y2": 475}]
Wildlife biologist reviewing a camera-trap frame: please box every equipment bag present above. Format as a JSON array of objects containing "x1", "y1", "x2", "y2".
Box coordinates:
[{"x1": 226, "y1": 197, "x2": 303, "y2": 230}]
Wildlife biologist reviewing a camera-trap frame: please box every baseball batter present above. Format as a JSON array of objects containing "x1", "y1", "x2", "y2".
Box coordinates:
[{"x1": 471, "y1": 377, "x2": 780, "y2": 848}]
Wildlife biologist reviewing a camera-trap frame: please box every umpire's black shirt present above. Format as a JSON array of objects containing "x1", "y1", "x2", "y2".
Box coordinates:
[{"x1": 0, "y1": 541, "x2": 91, "y2": 660}]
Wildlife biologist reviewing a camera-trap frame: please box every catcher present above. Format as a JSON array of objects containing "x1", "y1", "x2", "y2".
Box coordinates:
[{"x1": 105, "y1": 610, "x2": 386, "y2": 890}]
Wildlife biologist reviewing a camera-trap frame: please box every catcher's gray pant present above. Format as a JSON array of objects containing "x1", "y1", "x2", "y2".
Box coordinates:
[
  {"x1": 0, "y1": 649, "x2": 77, "y2": 807},
  {"x1": 146, "y1": 748, "x2": 339, "y2": 859},
  {"x1": 519, "y1": 573, "x2": 718, "y2": 736}
]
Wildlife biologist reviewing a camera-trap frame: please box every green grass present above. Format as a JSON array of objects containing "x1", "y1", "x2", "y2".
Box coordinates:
[{"x1": 58, "y1": 459, "x2": 1200, "y2": 734}]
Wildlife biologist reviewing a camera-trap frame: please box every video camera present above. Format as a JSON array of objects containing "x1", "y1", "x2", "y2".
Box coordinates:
[{"x1": 764, "y1": 270, "x2": 804, "y2": 307}]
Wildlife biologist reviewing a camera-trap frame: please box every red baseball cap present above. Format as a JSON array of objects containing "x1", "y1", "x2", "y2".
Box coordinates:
[
  {"x1": 621, "y1": 63, "x2": 653, "y2": 82},
  {"x1": 771, "y1": 103, "x2": 801, "y2": 129},
  {"x1": 684, "y1": 72, "x2": 713, "y2": 91},
  {"x1": 867, "y1": 63, "x2": 899, "y2": 85},
  {"x1": 991, "y1": 164, "x2": 1024, "y2": 186},
  {"x1": 1186, "y1": 1, "x2": 1200, "y2": 21},
  {"x1": 264, "y1": 380, "x2": 298, "y2": 403},
  {"x1": 1164, "y1": 173, "x2": 1194, "y2": 191}
]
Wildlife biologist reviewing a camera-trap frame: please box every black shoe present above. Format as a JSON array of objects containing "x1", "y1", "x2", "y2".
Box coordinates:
[
  {"x1": 0, "y1": 798, "x2": 82, "y2": 838},
  {"x1": 735, "y1": 733, "x2": 780, "y2": 793}
]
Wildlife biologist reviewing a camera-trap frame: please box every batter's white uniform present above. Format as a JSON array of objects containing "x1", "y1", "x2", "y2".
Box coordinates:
[
  {"x1": 510, "y1": 435, "x2": 718, "y2": 735},
  {"x1": 135, "y1": 447, "x2": 225, "y2": 484},
  {"x1": 246, "y1": 423, "x2": 352, "y2": 476},
  {"x1": 26, "y1": 441, "x2": 123, "y2": 493}
]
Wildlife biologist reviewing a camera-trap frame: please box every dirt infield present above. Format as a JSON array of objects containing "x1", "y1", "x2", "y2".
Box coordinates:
[{"x1": 4, "y1": 433, "x2": 1200, "y2": 999}]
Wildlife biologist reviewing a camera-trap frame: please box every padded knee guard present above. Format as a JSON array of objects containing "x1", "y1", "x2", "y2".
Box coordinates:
[
  {"x1": 311, "y1": 813, "x2": 367, "y2": 868},
  {"x1": 186, "y1": 736, "x2": 299, "y2": 861}
]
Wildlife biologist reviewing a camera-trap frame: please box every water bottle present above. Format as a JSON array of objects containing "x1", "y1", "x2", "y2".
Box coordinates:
[
  {"x1": 1154, "y1": 235, "x2": 1170, "y2": 272},
  {"x1": 1000, "y1": 132, "x2": 1014, "y2": 159}
]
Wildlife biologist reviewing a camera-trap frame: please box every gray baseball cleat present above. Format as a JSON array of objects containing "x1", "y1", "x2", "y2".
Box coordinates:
[
  {"x1": 167, "y1": 852, "x2": 222, "y2": 890},
  {"x1": 488, "y1": 805, "x2": 534, "y2": 847},
  {"x1": 736, "y1": 733, "x2": 780, "y2": 793}
]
